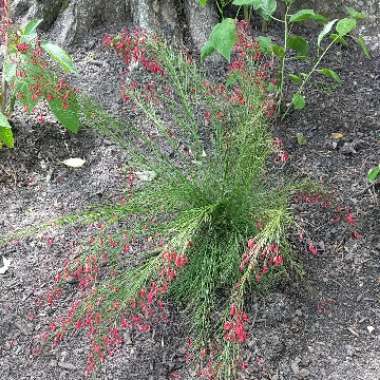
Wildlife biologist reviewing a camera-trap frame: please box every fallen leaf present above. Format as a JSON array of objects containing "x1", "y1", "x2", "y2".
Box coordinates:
[
  {"x1": 347, "y1": 327, "x2": 360, "y2": 337},
  {"x1": 296, "y1": 132, "x2": 307, "y2": 145},
  {"x1": 62, "y1": 158, "x2": 86, "y2": 168},
  {"x1": 330, "y1": 132, "x2": 344, "y2": 140},
  {"x1": 0, "y1": 257, "x2": 12, "y2": 274}
]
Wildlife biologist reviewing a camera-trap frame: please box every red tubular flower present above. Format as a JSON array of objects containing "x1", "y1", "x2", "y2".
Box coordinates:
[
  {"x1": 230, "y1": 304, "x2": 237, "y2": 318},
  {"x1": 344, "y1": 212, "x2": 357, "y2": 225},
  {"x1": 278, "y1": 151, "x2": 289, "y2": 163},
  {"x1": 273, "y1": 255, "x2": 284, "y2": 266},
  {"x1": 102, "y1": 34, "x2": 113, "y2": 47},
  {"x1": 247, "y1": 239, "x2": 256, "y2": 249},
  {"x1": 308, "y1": 241, "x2": 318, "y2": 256},
  {"x1": 351, "y1": 231, "x2": 363, "y2": 240},
  {"x1": 175, "y1": 254, "x2": 188, "y2": 268},
  {"x1": 16, "y1": 43, "x2": 29, "y2": 53}
]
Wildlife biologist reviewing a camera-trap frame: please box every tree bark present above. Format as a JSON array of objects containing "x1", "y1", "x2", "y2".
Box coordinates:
[
  {"x1": 11, "y1": 0, "x2": 219, "y2": 51},
  {"x1": 10, "y1": 0, "x2": 379, "y2": 54}
]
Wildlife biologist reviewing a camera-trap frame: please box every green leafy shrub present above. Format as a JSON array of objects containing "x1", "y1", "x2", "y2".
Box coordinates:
[
  {"x1": 0, "y1": 11, "x2": 79, "y2": 148},
  {"x1": 200, "y1": 0, "x2": 369, "y2": 118},
  {"x1": 42, "y1": 28, "x2": 302, "y2": 378}
]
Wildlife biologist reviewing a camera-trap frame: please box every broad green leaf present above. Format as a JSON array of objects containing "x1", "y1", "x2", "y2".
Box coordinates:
[
  {"x1": 41, "y1": 42, "x2": 77, "y2": 73},
  {"x1": 0, "y1": 112, "x2": 14, "y2": 148},
  {"x1": 336, "y1": 18, "x2": 357, "y2": 36},
  {"x1": 257, "y1": 36, "x2": 273, "y2": 55},
  {"x1": 272, "y1": 44, "x2": 285, "y2": 58},
  {"x1": 200, "y1": 41, "x2": 216, "y2": 62},
  {"x1": 257, "y1": 0, "x2": 277, "y2": 21},
  {"x1": 289, "y1": 73, "x2": 302, "y2": 84},
  {"x1": 289, "y1": 9, "x2": 326, "y2": 23},
  {"x1": 292, "y1": 93, "x2": 305, "y2": 110},
  {"x1": 345, "y1": 7, "x2": 366, "y2": 20},
  {"x1": 48, "y1": 95, "x2": 80, "y2": 133},
  {"x1": 319, "y1": 68, "x2": 341, "y2": 83},
  {"x1": 357, "y1": 36, "x2": 371, "y2": 58},
  {"x1": 368, "y1": 165, "x2": 380, "y2": 183},
  {"x1": 233, "y1": 0, "x2": 277, "y2": 19},
  {"x1": 318, "y1": 19, "x2": 338, "y2": 47},
  {"x1": 20, "y1": 19, "x2": 43, "y2": 43},
  {"x1": 330, "y1": 33, "x2": 348, "y2": 46},
  {"x1": 233, "y1": 0, "x2": 261, "y2": 6},
  {"x1": 3, "y1": 60, "x2": 17, "y2": 83},
  {"x1": 296, "y1": 132, "x2": 307, "y2": 145},
  {"x1": 201, "y1": 18, "x2": 237, "y2": 62},
  {"x1": 287, "y1": 35, "x2": 309, "y2": 57},
  {"x1": 199, "y1": 0, "x2": 208, "y2": 7},
  {"x1": 15, "y1": 80, "x2": 40, "y2": 111},
  {"x1": 22, "y1": 19, "x2": 43, "y2": 36}
]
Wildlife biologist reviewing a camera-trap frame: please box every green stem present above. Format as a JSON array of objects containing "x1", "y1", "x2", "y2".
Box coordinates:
[
  {"x1": 270, "y1": 15, "x2": 286, "y2": 23},
  {"x1": 281, "y1": 37, "x2": 338, "y2": 120},
  {"x1": 215, "y1": 1, "x2": 224, "y2": 18},
  {"x1": 277, "y1": 6, "x2": 289, "y2": 114},
  {"x1": 243, "y1": 6, "x2": 249, "y2": 21}
]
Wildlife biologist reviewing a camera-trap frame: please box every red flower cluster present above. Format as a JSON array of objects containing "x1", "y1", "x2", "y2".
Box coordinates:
[
  {"x1": 240, "y1": 239, "x2": 284, "y2": 279},
  {"x1": 293, "y1": 192, "x2": 331, "y2": 208},
  {"x1": 272, "y1": 137, "x2": 289, "y2": 164},
  {"x1": 223, "y1": 304, "x2": 250, "y2": 343},
  {"x1": 12, "y1": 41, "x2": 78, "y2": 115},
  {"x1": 43, "y1": 243, "x2": 190, "y2": 376},
  {"x1": 104, "y1": 29, "x2": 164, "y2": 75},
  {"x1": 16, "y1": 42, "x2": 29, "y2": 53}
]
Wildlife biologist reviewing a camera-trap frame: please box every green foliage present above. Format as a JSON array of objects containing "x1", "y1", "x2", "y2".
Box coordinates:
[
  {"x1": 48, "y1": 96, "x2": 80, "y2": 133},
  {"x1": 41, "y1": 42, "x2": 77, "y2": 73},
  {"x1": 356, "y1": 36, "x2": 371, "y2": 58},
  {"x1": 287, "y1": 35, "x2": 309, "y2": 57},
  {"x1": 232, "y1": 0, "x2": 277, "y2": 20},
  {"x1": 345, "y1": 6, "x2": 366, "y2": 21},
  {"x1": 199, "y1": 0, "x2": 368, "y2": 118},
  {"x1": 336, "y1": 18, "x2": 357, "y2": 36},
  {"x1": 0, "y1": 18, "x2": 80, "y2": 147},
  {"x1": 20, "y1": 19, "x2": 43, "y2": 43},
  {"x1": 289, "y1": 9, "x2": 326, "y2": 23},
  {"x1": 201, "y1": 18, "x2": 237, "y2": 61},
  {"x1": 368, "y1": 164, "x2": 380, "y2": 183},
  {"x1": 318, "y1": 68, "x2": 341, "y2": 83},
  {"x1": 317, "y1": 19, "x2": 338, "y2": 47},
  {"x1": 292, "y1": 93, "x2": 305, "y2": 110},
  {"x1": 257, "y1": 36, "x2": 273, "y2": 54},
  {"x1": 66, "y1": 33, "x2": 301, "y2": 379},
  {"x1": 256, "y1": 0, "x2": 277, "y2": 20},
  {"x1": 0, "y1": 111, "x2": 14, "y2": 148}
]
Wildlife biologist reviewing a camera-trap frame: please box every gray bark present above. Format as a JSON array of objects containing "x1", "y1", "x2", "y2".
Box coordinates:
[
  {"x1": 10, "y1": 0, "x2": 380, "y2": 54},
  {"x1": 11, "y1": 0, "x2": 218, "y2": 51}
]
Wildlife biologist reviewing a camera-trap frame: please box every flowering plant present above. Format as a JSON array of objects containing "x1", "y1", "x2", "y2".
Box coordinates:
[
  {"x1": 39, "y1": 26, "x2": 303, "y2": 379},
  {"x1": 0, "y1": 1, "x2": 79, "y2": 148},
  {"x1": 200, "y1": 0, "x2": 369, "y2": 118}
]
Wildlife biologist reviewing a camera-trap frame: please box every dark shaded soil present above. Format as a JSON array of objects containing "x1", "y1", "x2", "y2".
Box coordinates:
[{"x1": 0, "y1": 26, "x2": 379, "y2": 380}]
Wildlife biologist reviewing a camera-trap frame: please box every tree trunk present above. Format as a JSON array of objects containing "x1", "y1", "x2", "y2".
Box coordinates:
[
  {"x1": 10, "y1": 0, "x2": 380, "y2": 54},
  {"x1": 11, "y1": 0, "x2": 219, "y2": 51}
]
